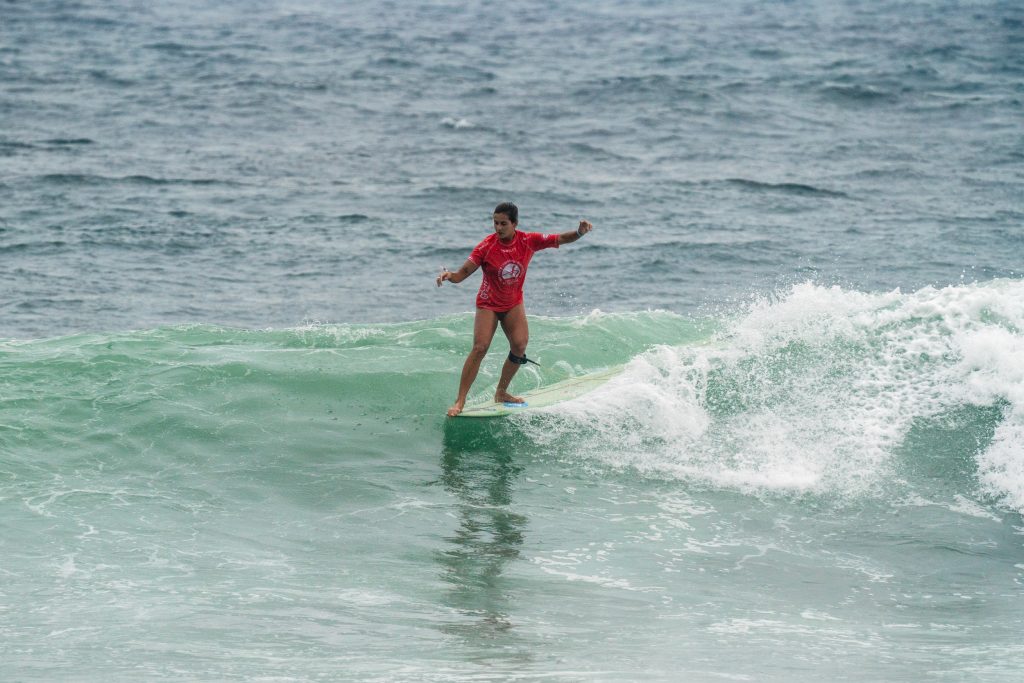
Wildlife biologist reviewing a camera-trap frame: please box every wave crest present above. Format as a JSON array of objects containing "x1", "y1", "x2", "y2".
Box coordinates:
[{"x1": 527, "y1": 280, "x2": 1024, "y2": 510}]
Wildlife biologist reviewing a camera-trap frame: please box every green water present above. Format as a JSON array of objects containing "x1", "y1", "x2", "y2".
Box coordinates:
[{"x1": 3, "y1": 296, "x2": 1024, "y2": 680}]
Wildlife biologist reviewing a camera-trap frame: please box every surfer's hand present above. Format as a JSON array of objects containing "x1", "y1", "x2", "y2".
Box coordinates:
[
  {"x1": 436, "y1": 267, "x2": 451, "y2": 287},
  {"x1": 577, "y1": 220, "x2": 593, "y2": 236}
]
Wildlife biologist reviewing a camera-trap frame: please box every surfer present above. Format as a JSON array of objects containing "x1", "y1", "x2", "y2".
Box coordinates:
[{"x1": 436, "y1": 202, "x2": 593, "y2": 417}]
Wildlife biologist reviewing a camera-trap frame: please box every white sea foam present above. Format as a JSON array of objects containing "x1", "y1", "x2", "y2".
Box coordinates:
[
  {"x1": 440, "y1": 116, "x2": 474, "y2": 129},
  {"x1": 536, "y1": 280, "x2": 1024, "y2": 509}
]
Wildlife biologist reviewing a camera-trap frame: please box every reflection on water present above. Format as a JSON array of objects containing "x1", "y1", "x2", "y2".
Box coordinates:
[{"x1": 436, "y1": 420, "x2": 531, "y2": 653}]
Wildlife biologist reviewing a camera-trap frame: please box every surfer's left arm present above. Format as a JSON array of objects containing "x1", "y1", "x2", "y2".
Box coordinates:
[{"x1": 557, "y1": 219, "x2": 593, "y2": 245}]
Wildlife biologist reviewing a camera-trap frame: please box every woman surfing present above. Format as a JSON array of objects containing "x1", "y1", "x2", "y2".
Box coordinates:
[{"x1": 436, "y1": 202, "x2": 593, "y2": 417}]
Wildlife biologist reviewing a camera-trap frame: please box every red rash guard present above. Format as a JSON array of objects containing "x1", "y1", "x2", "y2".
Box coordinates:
[{"x1": 467, "y1": 230, "x2": 560, "y2": 312}]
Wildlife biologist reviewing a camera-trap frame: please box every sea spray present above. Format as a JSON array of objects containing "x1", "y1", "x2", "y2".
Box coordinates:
[{"x1": 526, "y1": 281, "x2": 1024, "y2": 511}]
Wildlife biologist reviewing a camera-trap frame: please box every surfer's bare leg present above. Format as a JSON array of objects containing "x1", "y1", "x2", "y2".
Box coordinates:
[
  {"x1": 495, "y1": 304, "x2": 528, "y2": 404},
  {"x1": 448, "y1": 309, "x2": 499, "y2": 416}
]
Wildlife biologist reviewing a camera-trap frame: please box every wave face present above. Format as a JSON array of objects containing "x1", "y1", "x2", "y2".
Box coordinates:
[
  {"x1": 0, "y1": 309, "x2": 703, "y2": 510},
  {"x1": 4, "y1": 280, "x2": 1022, "y2": 511}
]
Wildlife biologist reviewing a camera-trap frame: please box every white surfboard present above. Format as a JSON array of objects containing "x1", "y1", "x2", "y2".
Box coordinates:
[{"x1": 453, "y1": 366, "x2": 622, "y2": 418}]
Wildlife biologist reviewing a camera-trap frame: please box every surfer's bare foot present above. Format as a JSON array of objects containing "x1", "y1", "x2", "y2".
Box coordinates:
[
  {"x1": 447, "y1": 399, "x2": 465, "y2": 417},
  {"x1": 495, "y1": 391, "x2": 524, "y2": 404}
]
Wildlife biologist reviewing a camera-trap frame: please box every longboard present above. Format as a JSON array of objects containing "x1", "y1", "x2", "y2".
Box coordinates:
[{"x1": 453, "y1": 366, "x2": 622, "y2": 418}]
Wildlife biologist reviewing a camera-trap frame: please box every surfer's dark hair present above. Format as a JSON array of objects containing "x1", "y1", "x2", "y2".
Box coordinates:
[{"x1": 494, "y1": 202, "x2": 518, "y2": 224}]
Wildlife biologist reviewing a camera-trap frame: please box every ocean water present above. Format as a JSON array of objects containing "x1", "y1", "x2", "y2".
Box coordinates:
[{"x1": 2, "y1": 0, "x2": 1023, "y2": 680}]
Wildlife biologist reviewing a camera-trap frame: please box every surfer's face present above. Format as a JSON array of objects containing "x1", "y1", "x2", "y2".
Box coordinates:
[{"x1": 493, "y1": 213, "x2": 517, "y2": 240}]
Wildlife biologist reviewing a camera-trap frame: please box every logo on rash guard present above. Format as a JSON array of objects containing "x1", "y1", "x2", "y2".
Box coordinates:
[{"x1": 499, "y1": 261, "x2": 523, "y2": 281}]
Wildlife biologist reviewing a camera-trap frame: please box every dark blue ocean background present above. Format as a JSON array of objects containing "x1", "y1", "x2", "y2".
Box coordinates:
[
  {"x1": 3, "y1": 0, "x2": 1021, "y2": 337},
  {"x1": 2, "y1": 1, "x2": 1024, "y2": 681}
]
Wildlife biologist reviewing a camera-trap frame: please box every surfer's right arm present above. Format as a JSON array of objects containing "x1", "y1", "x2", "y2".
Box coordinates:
[{"x1": 436, "y1": 260, "x2": 479, "y2": 287}]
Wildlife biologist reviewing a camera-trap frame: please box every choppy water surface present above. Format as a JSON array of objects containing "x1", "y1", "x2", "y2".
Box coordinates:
[
  {"x1": 2, "y1": 0, "x2": 1023, "y2": 680},
  {"x1": 4, "y1": 0, "x2": 1022, "y2": 337}
]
